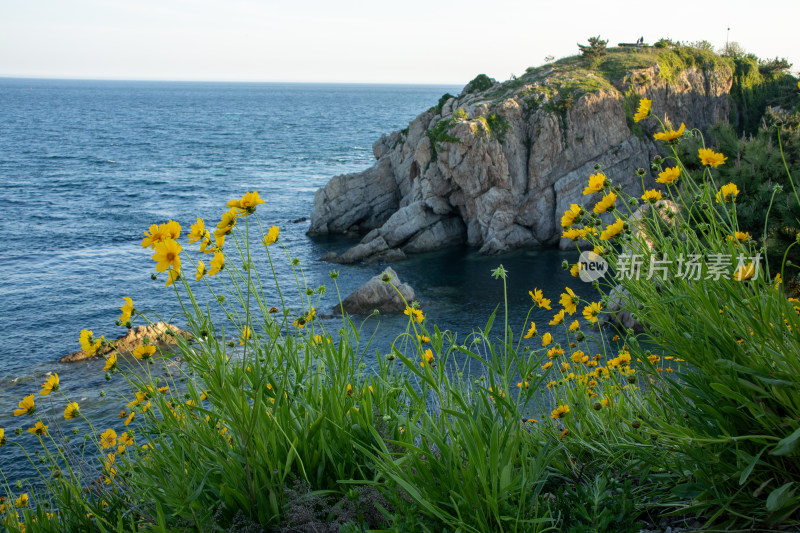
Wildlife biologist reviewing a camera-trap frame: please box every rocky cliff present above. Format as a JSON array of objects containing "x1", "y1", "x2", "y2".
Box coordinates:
[{"x1": 309, "y1": 50, "x2": 733, "y2": 262}]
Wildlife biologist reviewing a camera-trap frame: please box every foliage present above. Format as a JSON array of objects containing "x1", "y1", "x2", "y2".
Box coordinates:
[
  {"x1": 425, "y1": 117, "x2": 462, "y2": 161},
  {"x1": 578, "y1": 36, "x2": 608, "y2": 58},
  {"x1": 463, "y1": 74, "x2": 494, "y2": 95},
  {"x1": 435, "y1": 92, "x2": 456, "y2": 114}
]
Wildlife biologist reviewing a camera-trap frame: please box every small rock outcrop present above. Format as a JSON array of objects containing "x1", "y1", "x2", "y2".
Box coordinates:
[
  {"x1": 309, "y1": 50, "x2": 734, "y2": 262},
  {"x1": 333, "y1": 268, "x2": 415, "y2": 315},
  {"x1": 60, "y1": 322, "x2": 183, "y2": 363}
]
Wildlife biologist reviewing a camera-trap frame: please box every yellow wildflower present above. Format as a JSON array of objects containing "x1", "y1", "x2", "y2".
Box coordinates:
[
  {"x1": 542, "y1": 332, "x2": 553, "y2": 347},
  {"x1": 715, "y1": 183, "x2": 739, "y2": 204},
  {"x1": 64, "y1": 402, "x2": 80, "y2": 420},
  {"x1": 593, "y1": 192, "x2": 616, "y2": 213},
  {"x1": 119, "y1": 297, "x2": 134, "y2": 324},
  {"x1": 187, "y1": 218, "x2": 206, "y2": 244},
  {"x1": 524, "y1": 322, "x2": 537, "y2": 339},
  {"x1": 551, "y1": 404, "x2": 570, "y2": 419},
  {"x1": 215, "y1": 208, "x2": 239, "y2": 236},
  {"x1": 633, "y1": 98, "x2": 651, "y2": 122},
  {"x1": 239, "y1": 326, "x2": 251, "y2": 345},
  {"x1": 15, "y1": 494, "x2": 28, "y2": 508},
  {"x1": 541, "y1": 361, "x2": 553, "y2": 370},
  {"x1": 227, "y1": 191, "x2": 265, "y2": 213},
  {"x1": 13, "y1": 395, "x2": 35, "y2": 417},
  {"x1": 420, "y1": 349, "x2": 435, "y2": 368},
  {"x1": 165, "y1": 269, "x2": 181, "y2": 287},
  {"x1": 727, "y1": 231, "x2": 750, "y2": 243},
  {"x1": 27, "y1": 421, "x2": 48, "y2": 436},
  {"x1": 100, "y1": 429, "x2": 117, "y2": 449},
  {"x1": 583, "y1": 173, "x2": 606, "y2": 195},
  {"x1": 133, "y1": 345, "x2": 156, "y2": 360},
  {"x1": 549, "y1": 309, "x2": 565, "y2": 325},
  {"x1": 404, "y1": 306, "x2": 424, "y2": 323},
  {"x1": 733, "y1": 263, "x2": 756, "y2": 281},
  {"x1": 529, "y1": 288, "x2": 552, "y2": 310},
  {"x1": 600, "y1": 218, "x2": 624, "y2": 240},
  {"x1": 698, "y1": 148, "x2": 727, "y2": 167},
  {"x1": 0, "y1": 428, "x2": 5, "y2": 447},
  {"x1": 103, "y1": 352, "x2": 117, "y2": 372},
  {"x1": 560, "y1": 287, "x2": 577, "y2": 315},
  {"x1": 653, "y1": 123, "x2": 685, "y2": 142},
  {"x1": 196, "y1": 260, "x2": 206, "y2": 281},
  {"x1": 263, "y1": 225, "x2": 280, "y2": 246},
  {"x1": 547, "y1": 346, "x2": 564, "y2": 358},
  {"x1": 40, "y1": 374, "x2": 59, "y2": 395},
  {"x1": 657, "y1": 166, "x2": 681, "y2": 184},
  {"x1": 582, "y1": 302, "x2": 602, "y2": 323},
  {"x1": 209, "y1": 252, "x2": 225, "y2": 276},
  {"x1": 152, "y1": 239, "x2": 182, "y2": 272},
  {"x1": 641, "y1": 189, "x2": 662, "y2": 203},
  {"x1": 561, "y1": 204, "x2": 581, "y2": 228},
  {"x1": 80, "y1": 329, "x2": 102, "y2": 356}
]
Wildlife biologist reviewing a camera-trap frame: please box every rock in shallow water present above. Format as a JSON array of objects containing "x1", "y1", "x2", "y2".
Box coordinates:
[{"x1": 333, "y1": 267, "x2": 415, "y2": 315}]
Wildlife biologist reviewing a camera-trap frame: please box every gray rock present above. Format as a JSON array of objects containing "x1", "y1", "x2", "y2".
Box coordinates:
[
  {"x1": 309, "y1": 64, "x2": 733, "y2": 259},
  {"x1": 333, "y1": 268, "x2": 415, "y2": 315}
]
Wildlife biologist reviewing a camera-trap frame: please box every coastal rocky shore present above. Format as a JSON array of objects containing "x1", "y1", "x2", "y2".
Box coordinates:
[{"x1": 309, "y1": 58, "x2": 732, "y2": 263}]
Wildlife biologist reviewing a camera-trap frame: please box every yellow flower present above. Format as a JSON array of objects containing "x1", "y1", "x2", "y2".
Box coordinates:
[
  {"x1": 187, "y1": 218, "x2": 206, "y2": 244},
  {"x1": 542, "y1": 332, "x2": 553, "y2": 346},
  {"x1": 13, "y1": 395, "x2": 35, "y2": 416},
  {"x1": 209, "y1": 252, "x2": 225, "y2": 276},
  {"x1": 404, "y1": 306, "x2": 424, "y2": 323},
  {"x1": 161, "y1": 220, "x2": 181, "y2": 241},
  {"x1": 593, "y1": 245, "x2": 605, "y2": 256},
  {"x1": 27, "y1": 421, "x2": 48, "y2": 436},
  {"x1": 569, "y1": 263, "x2": 581, "y2": 277},
  {"x1": 571, "y1": 350, "x2": 587, "y2": 363},
  {"x1": 420, "y1": 349, "x2": 435, "y2": 368},
  {"x1": 140, "y1": 224, "x2": 163, "y2": 248},
  {"x1": 715, "y1": 183, "x2": 739, "y2": 204},
  {"x1": 657, "y1": 166, "x2": 681, "y2": 184},
  {"x1": 733, "y1": 263, "x2": 756, "y2": 281},
  {"x1": 227, "y1": 191, "x2": 265, "y2": 213},
  {"x1": 593, "y1": 192, "x2": 616, "y2": 214},
  {"x1": 562, "y1": 228, "x2": 582, "y2": 241},
  {"x1": 529, "y1": 288, "x2": 552, "y2": 310},
  {"x1": 582, "y1": 302, "x2": 602, "y2": 323},
  {"x1": 100, "y1": 429, "x2": 117, "y2": 449},
  {"x1": 633, "y1": 98, "x2": 651, "y2": 122},
  {"x1": 569, "y1": 320, "x2": 580, "y2": 332},
  {"x1": 40, "y1": 374, "x2": 59, "y2": 395},
  {"x1": 547, "y1": 346, "x2": 564, "y2": 358},
  {"x1": 263, "y1": 225, "x2": 279, "y2": 246},
  {"x1": 583, "y1": 173, "x2": 606, "y2": 195},
  {"x1": 600, "y1": 218, "x2": 624, "y2": 240},
  {"x1": 0, "y1": 427, "x2": 5, "y2": 447},
  {"x1": 561, "y1": 204, "x2": 581, "y2": 228},
  {"x1": 103, "y1": 352, "x2": 117, "y2": 372},
  {"x1": 119, "y1": 297, "x2": 134, "y2": 324},
  {"x1": 551, "y1": 404, "x2": 570, "y2": 419},
  {"x1": 196, "y1": 260, "x2": 206, "y2": 281},
  {"x1": 541, "y1": 361, "x2": 553, "y2": 370},
  {"x1": 15, "y1": 494, "x2": 28, "y2": 508},
  {"x1": 239, "y1": 326, "x2": 251, "y2": 345},
  {"x1": 215, "y1": 207, "x2": 239, "y2": 235},
  {"x1": 549, "y1": 310, "x2": 565, "y2": 325},
  {"x1": 524, "y1": 322, "x2": 537, "y2": 339},
  {"x1": 698, "y1": 148, "x2": 727, "y2": 167},
  {"x1": 64, "y1": 402, "x2": 80, "y2": 420},
  {"x1": 80, "y1": 329, "x2": 102, "y2": 356},
  {"x1": 199, "y1": 234, "x2": 212, "y2": 253},
  {"x1": 641, "y1": 189, "x2": 662, "y2": 203},
  {"x1": 133, "y1": 345, "x2": 156, "y2": 360},
  {"x1": 727, "y1": 231, "x2": 750, "y2": 243},
  {"x1": 152, "y1": 239, "x2": 182, "y2": 272},
  {"x1": 560, "y1": 287, "x2": 577, "y2": 315},
  {"x1": 417, "y1": 334, "x2": 430, "y2": 344},
  {"x1": 653, "y1": 123, "x2": 686, "y2": 142},
  {"x1": 124, "y1": 412, "x2": 135, "y2": 426},
  {"x1": 165, "y1": 269, "x2": 181, "y2": 287}
]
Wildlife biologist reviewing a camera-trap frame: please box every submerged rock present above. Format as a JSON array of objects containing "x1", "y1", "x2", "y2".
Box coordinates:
[
  {"x1": 60, "y1": 322, "x2": 183, "y2": 363},
  {"x1": 333, "y1": 267, "x2": 415, "y2": 315}
]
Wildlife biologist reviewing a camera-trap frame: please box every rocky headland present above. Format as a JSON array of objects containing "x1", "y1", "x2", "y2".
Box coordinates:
[{"x1": 309, "y1": 48, "x2": 734, "y2": 262}]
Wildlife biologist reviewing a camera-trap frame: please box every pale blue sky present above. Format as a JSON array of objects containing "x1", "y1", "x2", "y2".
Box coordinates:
[{"x1": 1, "y1": 0, "x2": 797, "y2": 84}]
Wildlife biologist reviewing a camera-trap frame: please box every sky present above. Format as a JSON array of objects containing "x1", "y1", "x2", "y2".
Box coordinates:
[{"x1": 1, "y1": 0, "x2": 798, "y2": 85}]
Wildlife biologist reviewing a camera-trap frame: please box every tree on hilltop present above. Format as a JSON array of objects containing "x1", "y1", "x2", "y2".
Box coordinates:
[{"x1": 578, "y1": 36, "x2": 608, "y2": 58}]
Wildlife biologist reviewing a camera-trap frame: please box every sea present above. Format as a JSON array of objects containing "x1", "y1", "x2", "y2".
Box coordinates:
[{"x1": 0, "y1": 78, "x2": 590, "y2": 481}]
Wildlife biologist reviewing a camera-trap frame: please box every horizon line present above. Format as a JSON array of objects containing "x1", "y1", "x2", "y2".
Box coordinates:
[{"x1": 0, "y1": 74, "x2": 465, "y2": 86}]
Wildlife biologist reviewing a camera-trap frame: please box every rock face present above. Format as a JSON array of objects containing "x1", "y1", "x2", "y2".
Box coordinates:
[
  {"x1": 309, "y1": 58, "x2": 733, "y2": 262},
  {"x1": 334, "y1": 267, "x2": 415, "y2": 315},
  {"x1": 60, "y1": 322, "x2": 182, "y2": 363}
]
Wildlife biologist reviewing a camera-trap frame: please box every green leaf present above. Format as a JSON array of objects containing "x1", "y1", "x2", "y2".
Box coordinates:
[
  {"x1": 739, "y1": 448, "x2": 765, "y2": 485},
  {"x1": 772, "y1": 426, "x2": 800, "y2": 456}
]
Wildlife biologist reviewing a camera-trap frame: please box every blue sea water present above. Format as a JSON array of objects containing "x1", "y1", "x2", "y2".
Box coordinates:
[{"x1": 0, "y1": 78, "x2": 591, "y2": 480}]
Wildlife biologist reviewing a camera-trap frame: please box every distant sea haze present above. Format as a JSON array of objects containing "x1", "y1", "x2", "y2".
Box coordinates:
[{"x1": 0, "y1": 79, "x2": 586, "y2": 479}]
